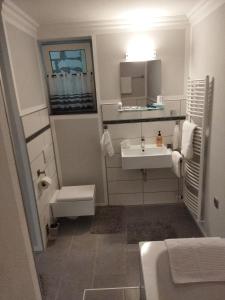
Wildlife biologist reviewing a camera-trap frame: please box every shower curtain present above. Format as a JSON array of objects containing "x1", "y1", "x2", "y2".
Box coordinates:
[{"x1": 47, "y1": 72, "x2": 95, "y2": 114}]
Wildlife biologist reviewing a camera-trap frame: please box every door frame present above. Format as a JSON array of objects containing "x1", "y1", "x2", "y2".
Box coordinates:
[{"x1": 0, "y1": 11, "x2": 44, "y2": 252}]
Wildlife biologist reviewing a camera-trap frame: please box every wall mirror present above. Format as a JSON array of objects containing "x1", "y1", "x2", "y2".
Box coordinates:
[{"x1": 120, "y1": 60, "x2": 161, "y2": 106}]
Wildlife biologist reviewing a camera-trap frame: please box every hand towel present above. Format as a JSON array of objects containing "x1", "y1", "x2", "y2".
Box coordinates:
[
  {"x1": 165, "y1": 237, "x2": 225, "y2": 284},
  {"x1": 181, "y1": 120, "x2": 197, "y2": 160},
  {"x1": 120, "y1": 77, "x2": 132, "y2": 94},
  {"x1": 100, "y1": 130, "x2": 114, "y2": 157},
  {"x1": 172, "y1": 151, "x2": 183, "y2": 178},
  {"x1": 172, "y1": 124, "x2": 180, "y2": 150}
]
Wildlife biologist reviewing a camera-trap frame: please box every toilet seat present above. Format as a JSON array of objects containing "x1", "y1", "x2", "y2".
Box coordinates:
[
  {"x1": 56, "y1": 185, "x2": 95, "y2": 203},
  {"x1": 50, "y1": 185, "x2": 95, "y2": 218}
]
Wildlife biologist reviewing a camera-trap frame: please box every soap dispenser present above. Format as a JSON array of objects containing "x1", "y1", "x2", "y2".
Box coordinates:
[{"x1": 156, "y1": 131, "x2": 163, "y2": 147}]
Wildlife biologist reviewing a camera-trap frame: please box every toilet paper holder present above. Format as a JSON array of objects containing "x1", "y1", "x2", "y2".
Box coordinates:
[{"x1": 37, "y1": 169, "x2": 46, "y2": 177}]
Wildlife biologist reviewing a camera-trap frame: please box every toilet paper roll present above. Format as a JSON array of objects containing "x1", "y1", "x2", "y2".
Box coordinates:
[{"x1": 38, "y1": 176, "x2": 52, "y2": 190}]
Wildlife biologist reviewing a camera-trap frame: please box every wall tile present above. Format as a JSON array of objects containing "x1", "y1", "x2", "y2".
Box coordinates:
[
  {"x1": 45, "y1": 159, "x2": 57, "y2": 178},
  {"x1": 106, "y1": 154, "x2": 122, "y2": 168},
  {"x1": 108, "y1": 180, "x2": 142, "y2": 194},
  {"x1": 107, "y1": 167, "x2": 142, "y2": 181},
  {"x1": 109, "y1": 193, "x2": 143, "y2": 205},
  {"x1": 108, "y1": 123, "x2": 141, "y2": 139},
  {"x1": 136, "y1": 99, "x2": 147, "y2": 106},
  {"x1": 142, "y1": 121, "x2": 176, "y2": 137},
  {"x1": 163, "y1": 100, "x2": 181, "y2": 116},
  {"x1": 43, "y1": 143, "x2": 54, "y2": 163},
  {"x1": 122, "y1": 99, "x2": 137, "y2": 106},
  {"x1": 144, "y1": 191, "x2": 178, "y2": 204},
  {"x1": 145, "y1": 136, "x2": 173, "y2": 145},
  {"x1": 22, "y1": 110, "x2": 41, "y2": 138},
  {"x1": 39, "y1": 108, "x2": 49, "y2": 127},
  {"x1": 43, "y1": 128, "x2": 52, "y2": 147},
  {"x1": 141, "y1": 100, "x2": 181, "y2": 119},
  {"x1": 22, "y1": 109, "x2": 50, "y2": 138},
  {"x1": 141, "y1": 110, "x2": 164, "y2": 119},
  {"x1": 112, "y1": 138, "x2": 140, "y2": 154},
  {"x1": 30, "y1": 152, "x2": 45, "y2": 180},
  {"x1": 27, "y1": 134, "x2": 45, "y2": 162},
  {"x1": 163, "y1": 95, "x2": 185, "y2": 101},
  {"x1": 181, "y1": 100, "x2": 186, "y2": 115},
  {"x1": 147, "y1": 168, "x2": 176, "y2": 179},
  {"x1": 101, "y1": 104, "x2": 141, "y2": 121},
  {"x1": 143, "y1": 178, "x2": 178, "y2": 193}
]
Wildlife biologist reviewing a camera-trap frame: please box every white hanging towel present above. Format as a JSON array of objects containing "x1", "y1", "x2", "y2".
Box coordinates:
[
  {"x1": 100, "y1": 130, "x2": 114, "y2": 157},
  {"x1": 120, "y1": 77, "x2": 132, "y2": 94},
  {"x1": 172, "y1": 151, "x2": 183, "y2": 178},
  {"x1": 181, "y1": 120, "x2": 197, "y2": 160},
  {"x1": 172, "y1": 124, "x2": 180, "y2": 150}
]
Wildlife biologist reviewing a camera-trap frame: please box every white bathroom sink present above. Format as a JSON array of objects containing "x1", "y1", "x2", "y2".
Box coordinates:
[{"x1": 121, "y1": 143, "x2": 172, "y2": 170}]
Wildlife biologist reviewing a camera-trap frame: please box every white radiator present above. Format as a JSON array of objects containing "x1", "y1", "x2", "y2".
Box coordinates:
[{"x1": 184, "y1": 76, "x2": 214, "y2": 221}]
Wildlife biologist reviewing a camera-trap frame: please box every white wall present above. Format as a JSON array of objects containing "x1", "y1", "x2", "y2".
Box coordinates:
[
  {"x1": 190, "y1": 4, "x2": 225, "y2": 236},
  {"x1": 4, "y1": 22, "x2": 46, "y2": 115},
  {"x1": 4, "y1": 19, "x2": 59, "y2": 247},
  {"x1": 52, "y1": 115, "x2": 105, "y2": 204},
  {"x1": 96, "y1": 29, "x2": 186, "y2": 101}
]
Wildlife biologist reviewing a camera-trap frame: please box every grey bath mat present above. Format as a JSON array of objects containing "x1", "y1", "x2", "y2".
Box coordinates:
[
  {"x1": 127, "y1": 221, "x2": 177, "y2": 244},
  {"x1": 90, "y1": 206, "x2": 124, "y2": 234}
]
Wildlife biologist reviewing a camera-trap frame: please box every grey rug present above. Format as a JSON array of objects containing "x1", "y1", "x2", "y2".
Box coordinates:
[
  {"x1": 90, "y1": 206, "x2": 124, "y2": 234},
  {"x1": 127, "y1": 221, "x2": 177, "y2": 244}
]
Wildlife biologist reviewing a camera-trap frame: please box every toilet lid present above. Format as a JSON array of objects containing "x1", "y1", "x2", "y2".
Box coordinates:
[{"x1": 56, "y1": 185, "x2": 95, "y2": 203}]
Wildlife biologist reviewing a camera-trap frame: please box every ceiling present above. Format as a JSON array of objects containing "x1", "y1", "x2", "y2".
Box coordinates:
[{"x1": 11, "y1": 0, "x2": 203, "y2": 25}]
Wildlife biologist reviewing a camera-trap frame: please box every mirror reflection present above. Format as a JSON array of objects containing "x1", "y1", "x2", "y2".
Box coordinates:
[{"x1": 120, "y1": 60, "x2": 161, "y2": 106}]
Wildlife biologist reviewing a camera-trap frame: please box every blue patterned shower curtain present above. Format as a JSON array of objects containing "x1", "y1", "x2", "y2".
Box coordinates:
[{"x1": 47, "y1": 72, "x2": 95, "y2": 114}]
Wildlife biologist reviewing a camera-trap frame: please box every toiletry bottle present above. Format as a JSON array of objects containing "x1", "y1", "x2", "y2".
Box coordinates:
[{"x1": 156, "y1": 131, "x2": 163, "y2": 147}]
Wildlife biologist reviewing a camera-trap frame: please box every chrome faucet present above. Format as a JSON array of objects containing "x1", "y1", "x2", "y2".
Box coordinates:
[{"x1": 141, "y1": 136, "x2": 145, "y2": 152}]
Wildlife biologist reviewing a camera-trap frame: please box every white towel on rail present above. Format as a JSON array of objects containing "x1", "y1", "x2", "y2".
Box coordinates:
[
  {"x1": 165, "y1": 237, "x2": 225, "y2": 284},
  {"x1": 172, "y1": 124, "x2": 180, "y2": 150},
  {"x1": 120, "y1": 77, "x2": 132, "y2": 94},
  {"x1": 100, "y1": 130, "x2": 114, "y2": 157},
  {"x1": 181, "y1": 120, "x2": 197, "y2": 160},
  {"x1": 172, "y1": 151, "x2": 183, "y2": 178}
]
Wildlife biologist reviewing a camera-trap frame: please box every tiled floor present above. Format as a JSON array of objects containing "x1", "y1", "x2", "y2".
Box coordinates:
[
  {"x1": 84, "y1": 287, "x2": 140, "y2": 300},
  {"x1": 35, "y1": 203, "x2": 202, "y2": 300}
]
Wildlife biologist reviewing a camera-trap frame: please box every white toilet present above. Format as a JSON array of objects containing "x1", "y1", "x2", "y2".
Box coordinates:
[{"x1": 50, "y1": 185, "x2": 95, "y2": 218}]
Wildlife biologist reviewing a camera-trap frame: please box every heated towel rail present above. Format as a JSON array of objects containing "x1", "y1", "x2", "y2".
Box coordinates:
[{"x1": 184, "y1": 76, "x2": 214, "y2": 221}]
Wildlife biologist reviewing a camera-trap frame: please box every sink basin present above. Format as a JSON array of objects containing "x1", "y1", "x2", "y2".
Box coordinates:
[{"x1": 121, "y1": 143, "x2": 172, "y2": 170}]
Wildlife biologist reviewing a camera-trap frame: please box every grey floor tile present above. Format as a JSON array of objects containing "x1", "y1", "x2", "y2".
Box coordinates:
[
  {"x1": 124, "y1": 288, "x2": 140, "y2": 300},
  {"x1": 42, "y1": 236, "x2": 72, "y2": 259},
  {"x1": 126, "y1": 251, "x2": 141, "y2": 286},
  {"x1": 93, "y1": 274, "x2": 127, "y2": 288},
  {"x1": 56, "y1": 278, "x2": 88, "y2": 300},
  {"x1": 95, "y1": 234, "x2": 126, "y2": 276},
  {"x1": 126, "y1": 244, "x2": 139, "y2": 252},
  {"x1": 73, "y1": 216, "x2": 93, "y2": 235},
  {"x1": 57, "y1": 218, "x2": 78, "y2": 236},
  {"x1": 71, "y1": 233, "x2": 97, "y2": 255},
  {"x1": 95, "y1": 250, "x2": 126, "y2": 276},
  {"x1": 97, "y1": 234, "x2": 126, "y2": 251},
  {"x1": 36, "y1": 204, "x2": 202, "y2": 300},
  {"x1": 84, "y1": 288, "x2": 125, "y2": 300},
  {"x1": 39, "y1": 273, "x2": 61, "y2": 300}
]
